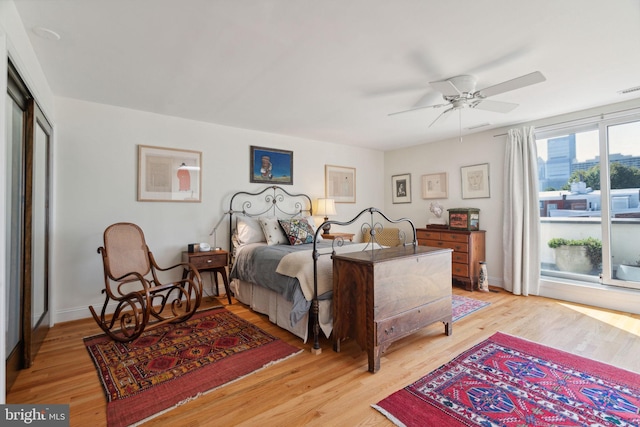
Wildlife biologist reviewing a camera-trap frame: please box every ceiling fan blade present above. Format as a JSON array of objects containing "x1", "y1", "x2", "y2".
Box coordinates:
[
  {"x1": 429, "y1": 79, "x2": 462, "y2": 97},
  {"x1": 428, "y1": 107, "x2": 455, "y2": 128},
  {"x1": 477, "y1": 71, "x2": 546, "y2": 98},
  {"x1": 388, "y1": 102, "x2": 448, "y2": 116},
  {"x1": 412, "y1": 91, "x2": 442, "y2": 110},
  {"x1": 472, "y1": 99, "x2": 519, "y2": 113}
]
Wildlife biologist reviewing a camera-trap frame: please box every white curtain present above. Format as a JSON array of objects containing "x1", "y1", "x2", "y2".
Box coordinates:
[{"x1": 503, "y1": 126, "x2": 540, "y2": 295}]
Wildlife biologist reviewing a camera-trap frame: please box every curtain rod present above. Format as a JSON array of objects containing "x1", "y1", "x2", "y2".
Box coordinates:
[{"x1": 493, "y1": 105, "x2": 640, "y2": 138}]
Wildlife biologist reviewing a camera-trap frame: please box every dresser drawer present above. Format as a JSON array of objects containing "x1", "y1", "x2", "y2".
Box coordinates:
[
  {"x1": 452, "y1": 252, "x2": 468, "y2": 263},
  {"x1": 435, "y1": 241, "x2": 469, "y2": 253},
  {"x1": 423, "y1": 239, "x2": 445, "y2": 248},
  {"x1": 452, "y1": 262, "x2": 469, "y2": 278},
  {"x1": 188, "y1": 253, "x2": 227, "y2": 270},
  {"x1": 440, "y1": 232, "x2": 470, "y2": 243},
  {"x1": 376, "y1": 297, "x2": 452, "y2": 344},
  {"x1": 422, "y1": 239, "x2": 469, "y2": 253},
  {"x1": 417, "y1": 230, "x2": 440, "y2": 240}
]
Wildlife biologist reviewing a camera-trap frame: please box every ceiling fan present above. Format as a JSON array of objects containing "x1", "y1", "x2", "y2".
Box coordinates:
[{"x1": 388, "y1": 71, "x2": 546, "y2": 128}]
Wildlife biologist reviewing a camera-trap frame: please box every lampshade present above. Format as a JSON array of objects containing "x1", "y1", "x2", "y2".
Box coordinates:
[{"x1": 316, "y1": 198, "x2": 337, "y2": 216}]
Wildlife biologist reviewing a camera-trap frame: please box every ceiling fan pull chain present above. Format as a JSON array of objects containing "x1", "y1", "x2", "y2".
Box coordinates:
[{"x1": 459, "y1": 108, "x2": 462, "y2": 142}]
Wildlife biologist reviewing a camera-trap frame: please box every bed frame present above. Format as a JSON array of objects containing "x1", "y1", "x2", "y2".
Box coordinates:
[
  {"x1": 227, "y1": 186, "x2": 418, "y2": 353},
  {"x1": 227, "y1": 186, "x2": 313, "y2": 252}
]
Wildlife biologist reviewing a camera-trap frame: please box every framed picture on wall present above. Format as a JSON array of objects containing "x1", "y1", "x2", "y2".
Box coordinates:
[
  {"x1": 461, "y1": 163, "x2": 490, "y2": 199},
  {"x1": 422, "y1": 172, "x2": 448, "y2": 199},
  {"x1": 392, "y1": 173, "x2": 411, "y2": 204},
  {"x1": 325, "y1": 165, "x2": 356, "y2": 203},
  {"x1": 250, "y1": 146, "x2": 293, "y2": 185},
  {"x1": 137, "y1": 145, "x2": 202, "y2": 202}
]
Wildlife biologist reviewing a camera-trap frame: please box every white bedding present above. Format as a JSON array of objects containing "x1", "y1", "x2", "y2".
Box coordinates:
[
  {"x1": 231, "y1": 278, "x2": 332, "y2": 342},
  {"x1": 275, "y1": 242, "x2": 379, "y2": 301}
]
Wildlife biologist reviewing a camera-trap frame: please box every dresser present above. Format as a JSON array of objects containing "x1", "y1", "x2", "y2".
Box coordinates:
[
  {"x1": 416, "y1": 228, "x2": 486, "y2": 291},
  {"x1": 332, "y1": 245, "x2": 452, "y2": 373}
]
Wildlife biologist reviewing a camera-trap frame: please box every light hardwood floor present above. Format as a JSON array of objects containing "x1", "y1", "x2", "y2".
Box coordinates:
[{"x1": 7, "y1": 286, "x2": 640, "y2": 426}]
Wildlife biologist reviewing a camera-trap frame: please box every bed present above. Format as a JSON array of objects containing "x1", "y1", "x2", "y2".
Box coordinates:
[{"x1": 227, "y1": 186, "x2": 417, "y2": 352}]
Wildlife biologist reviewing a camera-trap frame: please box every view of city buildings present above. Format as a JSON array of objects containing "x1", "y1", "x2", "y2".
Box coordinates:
[
  {"x1": 538, "y1": 135, "x2": 640, "y2": 191},
  {"x1": 537, "y1": 135, "x2": 640, "y2": 218}
]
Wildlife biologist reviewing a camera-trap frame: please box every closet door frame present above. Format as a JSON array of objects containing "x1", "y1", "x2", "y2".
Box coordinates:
[{"x1": 5, "y1": 60, "x2": 52, "y2": 391}]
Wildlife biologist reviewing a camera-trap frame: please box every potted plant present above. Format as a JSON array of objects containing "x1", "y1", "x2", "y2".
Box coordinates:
[{"x1": 547, "y1": 237, "x2": 602, "y2": 274}]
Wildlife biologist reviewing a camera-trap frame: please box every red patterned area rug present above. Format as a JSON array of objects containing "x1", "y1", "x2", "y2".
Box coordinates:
[
  {"x1": 374, "y1": 332, "x2": 640, "y2": 426},
  {"x1": 452, "y1": 295, "x2": 490, "y2": 322},
  {"x1": 84, "y1": 307, "x2": 302, "y2": 427}
]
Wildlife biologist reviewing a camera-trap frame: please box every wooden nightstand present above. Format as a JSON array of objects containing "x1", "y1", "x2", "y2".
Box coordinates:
[
  {"x1": 182, "y1": 250, "x2": 232, "y2": 304},
  {"x1": 322, "y1": 232, "x2": 355, "y2": 242}
]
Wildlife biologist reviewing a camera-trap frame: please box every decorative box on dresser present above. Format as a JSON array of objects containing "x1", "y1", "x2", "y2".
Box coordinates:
[
  {"x1": 416, "y1": 228, "x2": 486, "y2": 291},
  {"x1": 332, "y1": 245, "x2": 452, "y2": 373}
]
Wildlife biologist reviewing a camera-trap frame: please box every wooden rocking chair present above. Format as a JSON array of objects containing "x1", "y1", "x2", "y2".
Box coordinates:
[{"x1": 89, "y1": 222, "x2": 203, "y2": 342}]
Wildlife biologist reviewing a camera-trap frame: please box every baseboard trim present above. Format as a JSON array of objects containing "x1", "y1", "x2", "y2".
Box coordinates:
[{"x1": 539, "y1": 278, "x2": 640, "y2": 314}]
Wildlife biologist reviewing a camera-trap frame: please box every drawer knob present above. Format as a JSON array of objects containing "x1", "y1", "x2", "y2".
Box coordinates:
[
  {"x1": 207, "y1": 259, "x2": 212, "y2": 263},
  {"x1": 385, "y1": 326, "x2": 395, "y2": 335}
]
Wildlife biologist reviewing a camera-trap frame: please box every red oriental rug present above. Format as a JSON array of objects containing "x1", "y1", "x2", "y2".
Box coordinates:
[
  {"x1": 374, "y1": 332, "x2": 640, "y2": 426},
  {"x1": 84, "y1": 307, "x2": 302, "y2": 427},
  {"x1": 451, "y1": 295, "x2": 489, "y2": 322}
]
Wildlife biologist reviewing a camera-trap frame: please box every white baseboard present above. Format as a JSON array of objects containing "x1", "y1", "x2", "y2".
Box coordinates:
[
  {"x1": 54, "y1": 304, "x2": 100, "y2": 325},
  {"x1": 540, "y1": 278, "x2": 640, "y2": 315}
]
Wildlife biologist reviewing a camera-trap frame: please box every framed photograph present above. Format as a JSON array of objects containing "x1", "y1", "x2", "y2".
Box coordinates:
[
  {"x1": 422, "y1": 172, "x2": 448, "y2": 199},
  {"x1": 461, "y1": 163, "x2": 490, "y2": 199},
  {"x1": 325, "y1": 165, "x2": 356, "y2": 203},
  {"x1": 250, "y1": 146, "x2": 293, "y2": 185},
  {"x1": 391, "y1": 173, "x2": 411, "y2": 204},
  {"x1": 137, "y1": 145, "x2": 202, "y2": 202}
]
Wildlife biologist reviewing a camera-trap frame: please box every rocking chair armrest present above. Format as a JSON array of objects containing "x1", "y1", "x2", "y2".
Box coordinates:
[
  {"x1": 152, "y1": 261, "x2": 193, "y2": 274},
  {"x1": 110, "y1": 272, "x2": 154, "y2": 300},
  {"x1": 111, "y1": 270, "x2": 147, "y2": 283},
  {"x1": 147, "y1": 262, "x2": 203, "y2": 291}
]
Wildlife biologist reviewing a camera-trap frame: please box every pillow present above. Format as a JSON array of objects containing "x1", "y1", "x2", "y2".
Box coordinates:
[
  {"x1": 278, "y1": 218, "x2": 315, "y2": 245},
  {"x1": 235, "y1": 216, "x2": 266, "y2": 245},
  {"x1": 258, "y1": 217, "x2": 289, "y2": 245},
  {"x1": 302, "y1": 216, "x2": 323, "y2": 242}
]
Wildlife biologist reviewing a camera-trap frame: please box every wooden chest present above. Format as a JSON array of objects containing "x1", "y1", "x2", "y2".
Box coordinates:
[
  {"x1": 416, "y1": 228, "x2": 486, "y2": 291},
  {"x1": 332, "y1": 245, "x2": 452, "y2": 373}
]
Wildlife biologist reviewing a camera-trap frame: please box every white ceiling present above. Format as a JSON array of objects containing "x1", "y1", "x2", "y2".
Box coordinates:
[{"x1": 13, "y1": 0, "x2": 640, "y2": 151}]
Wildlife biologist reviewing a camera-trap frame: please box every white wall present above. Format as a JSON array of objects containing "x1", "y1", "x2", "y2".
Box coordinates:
[
  {"x1": 384, "y1": 130, "x2": 507, "y2": 287},
  {"x1": 52, "y1": 97, "x2": 384, "y2": 323}
]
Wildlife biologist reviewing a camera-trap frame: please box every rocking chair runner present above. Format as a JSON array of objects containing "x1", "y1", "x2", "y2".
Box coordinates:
[{"x1": 89, "y1": 222, "x2": 203, "y2": 342}]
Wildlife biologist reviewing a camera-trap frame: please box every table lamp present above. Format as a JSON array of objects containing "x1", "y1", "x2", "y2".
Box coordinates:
[{"x1": 316, "y1": 198, "x2": 337, "y2": 234}]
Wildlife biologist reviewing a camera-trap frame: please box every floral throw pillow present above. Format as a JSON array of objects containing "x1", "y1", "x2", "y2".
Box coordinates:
[{"x1": 278, "y1": 218, "x2": 315, "y2": 245}]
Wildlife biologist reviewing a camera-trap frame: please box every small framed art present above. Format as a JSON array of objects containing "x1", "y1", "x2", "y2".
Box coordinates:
[
  {"x1": 137, "y1": 145, "x2": 202, "y2": 202},
  {"x1": 422, "y1": 172, "x2": 448, "y2": 199},
  {"x1": 392, "y1": 173, "x2": 411, "y2": 204},
  {"x1": 325, "y1": 165, "x2": 356, "y2": 203},
  {"x1": 250, "y1": 146, "x2": 293, "y2": 185},
  {"x1": 461, "y1": 163, "x2": 490, "y2": 199}
]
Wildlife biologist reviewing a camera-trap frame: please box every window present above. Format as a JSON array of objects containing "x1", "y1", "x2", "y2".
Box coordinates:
[{"x1": 536, "y1": 111, "x2": 640, "y2": 290}]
